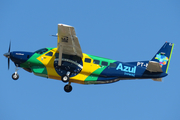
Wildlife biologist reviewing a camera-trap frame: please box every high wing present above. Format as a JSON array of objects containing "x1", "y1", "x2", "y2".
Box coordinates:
[{"x1": 57, "y1": 24, "x2": 83, "y2": 66}]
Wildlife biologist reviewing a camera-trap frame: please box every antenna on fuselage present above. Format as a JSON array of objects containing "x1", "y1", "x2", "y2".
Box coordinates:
[{"x1": 50, "y1": 33, "x2": 58, "y2": 37}]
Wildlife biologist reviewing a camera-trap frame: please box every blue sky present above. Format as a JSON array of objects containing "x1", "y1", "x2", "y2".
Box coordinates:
[{"x1": 1, "y1": 0, "x2": 180, "y2": 120}]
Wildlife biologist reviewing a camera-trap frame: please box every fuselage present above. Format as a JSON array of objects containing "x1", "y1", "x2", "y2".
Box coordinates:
[{"x1": 7, "y1": 47, "x2": 168, "y2": 84}]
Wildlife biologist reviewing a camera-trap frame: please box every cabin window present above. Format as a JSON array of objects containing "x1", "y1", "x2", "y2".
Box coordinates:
[
  {"x1": 35, "y1": 48, "x2": 48, "y2": 54},
  {"x1": 62, "y1": 54, "x2": 70, "y2": 59},
  {"x1": 93, "y1": 60, "x2": 100, "y2": 64},
  {"x1": 55, "y1": 53, "x2": 81, "y2": 62},
  {"x1": 109, "y1": 63, "x2": 117, "y2": 68},
  {"x1": 55, "y1": 53, "x2": 70, "y2": 59},
  {"x1": 85, "y1": 58, "x2": 91, "y2": 63},
  {"x1": 72, "y1": 55, "x2": 81, "y2": 62},
  {"x1": 55, "y1": 53, "x2": 59, "y2": 58},
  {"x1": 55, "y1": 53, "x2": 79, "y2": 60},
  {"x1": 101, "y1": 61, "x2": 108, "y2": 66},
  {"x1": 46, "y1": 52, "x2": 53, "y2": 56}
]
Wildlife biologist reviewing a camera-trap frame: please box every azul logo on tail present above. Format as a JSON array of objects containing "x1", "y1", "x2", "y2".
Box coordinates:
[
  {"x1": 155, "y1": 53, "x2": 169, "y2": 67},
  {"x1": 116, "y1": 63, "x2": 136, "y2": 77}
]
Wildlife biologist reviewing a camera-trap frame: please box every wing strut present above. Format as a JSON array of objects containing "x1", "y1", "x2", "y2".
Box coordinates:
[{"x1": 58, "y1": 45, "x2": 63, "y2": 66}]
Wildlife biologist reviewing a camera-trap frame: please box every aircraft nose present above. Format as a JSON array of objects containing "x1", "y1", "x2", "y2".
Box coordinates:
[
  {"x1": 10, "y1": 51, "x2": 34, "y2": 64},
  {"x1": 3, "y1": 52, "x2": 10, "y2": 58}
]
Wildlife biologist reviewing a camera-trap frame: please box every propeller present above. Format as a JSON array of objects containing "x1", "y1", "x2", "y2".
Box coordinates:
[
  {"x1": 8, "y1": 41, "x2": 11, "y2": 69},
  {"x1": 3, "y1": 41, "x2": 11, "y2": 69}
]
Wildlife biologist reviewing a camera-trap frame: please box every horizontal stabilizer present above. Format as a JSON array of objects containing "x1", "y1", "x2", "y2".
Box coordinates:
[
  {"x1": 146, "y1": 61, "x2": 163, "y2": 73},
  {"x1": 152, "y1": 78, "x2": 162, "y2": 82}
]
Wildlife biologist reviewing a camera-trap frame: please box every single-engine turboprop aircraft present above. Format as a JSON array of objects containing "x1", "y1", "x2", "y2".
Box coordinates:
[{"x1": 4, "y1": 24, "x2": 174, "y2": 93}]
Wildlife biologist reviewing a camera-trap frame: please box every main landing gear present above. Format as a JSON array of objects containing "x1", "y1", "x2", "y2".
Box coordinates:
[
  {"x1": 62, "y1": 71, "x2": 72, "y2": 93},
  {"x1": 62, "y1": 71, "x2": 70, "y2": 83},
  {"x1": 64, "y1": 82, "x2": 72, "y2": 93},
  {"x1": 12, "y1": 67, "x2": 19, "y2": 80}
]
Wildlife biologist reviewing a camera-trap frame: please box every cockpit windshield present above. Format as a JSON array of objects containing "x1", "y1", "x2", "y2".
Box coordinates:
[{"x1": 35, "y1": 48, "x2": 48, "y2": 54}]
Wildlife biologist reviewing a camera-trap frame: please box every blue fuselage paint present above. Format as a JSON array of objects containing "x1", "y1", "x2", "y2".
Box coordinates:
[
  {"x1": 10, "y1": 51, "x2": 34, "y2": 65},
  {"x1": 97, "y1": 61, "x2": 146, "y2": 80}
]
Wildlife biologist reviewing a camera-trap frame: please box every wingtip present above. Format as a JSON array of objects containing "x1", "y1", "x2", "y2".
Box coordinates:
[{"x1": 58, "y1": 23, "x2": 72, "y2": 27}]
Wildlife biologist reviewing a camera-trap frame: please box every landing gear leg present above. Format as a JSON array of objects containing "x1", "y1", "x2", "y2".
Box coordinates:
[
  {"x1": 12, "y1": 67, "x2": 19, "y2": 80},
  {"x1": 62, "y1": 71, "x2": 70, "y2": 83},
  {"x1": 64, "y1": 82, "x2": 72, "y2": 93}
]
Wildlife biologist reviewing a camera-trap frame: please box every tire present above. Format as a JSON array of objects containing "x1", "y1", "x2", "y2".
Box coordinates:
[
  {"x1": 64, "y1": 84, "x2": 72, "y2": 93},
  {"x1": 12, "y1": 73, "x2": 19, "y2": 80},
  {"x1": 62, "y1": 75, "x2": 69, "y2": 83}
]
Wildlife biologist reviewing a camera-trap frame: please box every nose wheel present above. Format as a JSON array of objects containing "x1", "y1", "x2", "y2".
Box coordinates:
[
  {"x1": 12, "y1": 67, "x2": 19, "y2": 80},
  {"x1": 12, "y1": 73, "x2": 19, "y2": 80}
]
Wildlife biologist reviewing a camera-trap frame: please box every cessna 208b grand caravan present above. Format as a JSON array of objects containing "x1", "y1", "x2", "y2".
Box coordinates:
[{"x1": 4, "y1": 24, "x2": 174, "y2": 92}]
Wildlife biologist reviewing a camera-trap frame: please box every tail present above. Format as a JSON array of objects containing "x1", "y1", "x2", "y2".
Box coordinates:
[{"x1": 151, "y1": 42, "x2": 174, "y2": 73}]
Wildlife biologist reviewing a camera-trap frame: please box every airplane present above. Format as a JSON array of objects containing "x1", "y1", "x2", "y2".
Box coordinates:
[{"x1": 3, "y1": 24, "x2": 174, "y2": 93}]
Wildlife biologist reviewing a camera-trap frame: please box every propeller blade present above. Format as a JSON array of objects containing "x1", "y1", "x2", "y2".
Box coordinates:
[
  {"x1": 8, "y1": 58, "x2": 10, "y2": 70},
  {"x1": 8, "y1": 41, "x2": 11, "y2": 70},
  {"x1": 8, "y1": 41, "x2": 11, "y2": 53}
]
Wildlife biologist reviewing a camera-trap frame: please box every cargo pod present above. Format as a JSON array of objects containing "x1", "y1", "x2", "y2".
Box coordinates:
[{"x1": 31, "y1": 66, "x2": 48, "y2": 78}]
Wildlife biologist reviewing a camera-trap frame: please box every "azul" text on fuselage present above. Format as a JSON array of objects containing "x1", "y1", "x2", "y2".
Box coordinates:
[{"x1": 116, "y1": 63, "x2": 136, "y2": 73}]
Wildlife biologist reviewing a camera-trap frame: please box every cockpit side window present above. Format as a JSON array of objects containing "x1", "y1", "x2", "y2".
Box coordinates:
[
  {"x1": 55, "y1": 53, "x2": 59, "y2": 58},
  {"x1": 45, "y1": 52, "x2": 53, "y2": 56},
  {"x1": 35, "y1": 48, "x2": 48, "y2": 54}
]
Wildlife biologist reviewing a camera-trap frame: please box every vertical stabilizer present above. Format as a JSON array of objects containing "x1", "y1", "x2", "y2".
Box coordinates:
[{"x1": 151, "y1": 42, "x2": 174, "y2": 73}]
